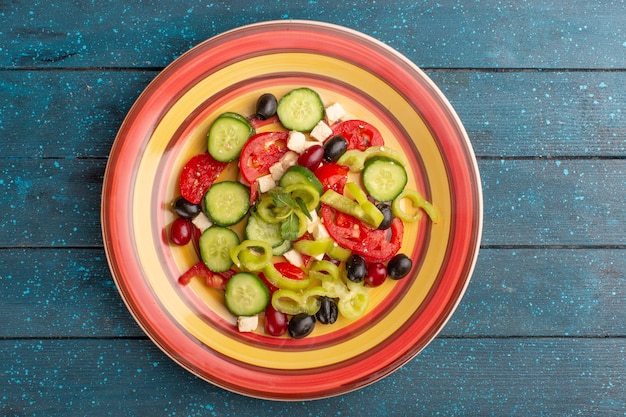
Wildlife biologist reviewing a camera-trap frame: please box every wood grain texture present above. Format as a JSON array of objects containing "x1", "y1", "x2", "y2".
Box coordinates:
[
  {"x1": 0, "y1": 249, "x2": 136, "y2": 338},
  {"x1": 1, "y1": 0, "x2": 625, "y2": 413},
  {"x1": 1, "y1": 0, "x2": 625, "y2": 69},
  {"x1": 0, "y1": 71, "x2": 151, "y2": 158},
  {"x1": 0, "y1": 159, "x2": 104, "y2": 247},
  {"x1": 1, "y1": 248, "x2": 624, "y2": 339},
  {"x1": 1, "y1": 338, "x2": 624, "y2": 416},
  {"x1": 1, "y1": 159, "x2": 623, "y2": 247},
  {"x1": 0, "y1": 70, "x2": 624, "y2": 158}
]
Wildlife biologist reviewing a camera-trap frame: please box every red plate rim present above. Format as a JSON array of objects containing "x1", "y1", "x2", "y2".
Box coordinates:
[{"x1": 101, "y1": 20, "x2": 483, "y2": 400}]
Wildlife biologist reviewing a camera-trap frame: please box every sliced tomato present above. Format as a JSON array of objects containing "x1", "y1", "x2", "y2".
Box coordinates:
[
  {"x1": 249, "y1": 179, "x2": 259, "y2": 205},
  {"x1": 179, "y1": 152, "x2": 228, "y2": 204},
  {"x1": 314, "y1": 162, "x2": 350, "y2": 194},
  {"x1": 259, "y1": 272, "x2": 279, "y2": 294},
  {"x1": 274, "y1": 262, "x2": 306, "y2": 280},
  {"x1": 178, "y1": 261, "x2": 232, "y2": 289},
  {"x1": 320, "y1": 204, "x2": 403, "y2": 263},
  {"x1": 239, "y1": 131, "x2": 289, "y2": 183},
  {"x1": 331, "y1": 119, "x2": 384, "y2": 151}
]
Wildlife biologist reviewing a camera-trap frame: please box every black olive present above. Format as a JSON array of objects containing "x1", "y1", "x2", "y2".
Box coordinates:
[
  {"x1": 172, "y1": 196, "x2": 202, "y2": 219},
  {"x1": 323, "y1": 135, "x2": 348, "y2": 162},
  {"x1": 288, "y1": 313, "x2": 316, "y2": 339},
  {"x1": 315, "y1": 296, "x2": 338, "y2": 325},
  {"x1": 346, "y1": 254, "x2": 367, "y2": 283},
  {"x1": 376, "y1": 203, "x2": 394, "y2": 230},
  {"x1": 256, "y1": 93, "x2": 278, "y2": 120},
  {"x1": 387, "y1": 253, "x2": 413, "y2": 279}
]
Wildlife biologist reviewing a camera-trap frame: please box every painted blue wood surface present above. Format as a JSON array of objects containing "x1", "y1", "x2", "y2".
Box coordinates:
[
  {"x1": 1, "y1": 159, "x2": 623, "y2": 247},
  {"x1": 2, "y1": 338, "x2": 625, "y2": 416},
  {"x1": 1, "y1": 248, "x2": 624, "y2": 338},
  {"x1": 1, "y1": 0, "x2": 625, "y2": 415},
  {"x1": 1, "y1": 0, "x2": 625, "y2": 69},
  {"x1": 1, "y1": 70, "x2": 625, "y2": 158}
]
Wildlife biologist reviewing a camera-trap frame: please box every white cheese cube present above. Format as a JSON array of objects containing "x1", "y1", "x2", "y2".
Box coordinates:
[
  {"x1": 237, "y1": 315, "x2": 258, "y2": 332},
  {"x1": 191, "y1": 211, "x2": 213, "y2": 232},
  {"x1": 306, "y1": 210, "x2": 320, "y2": 234},
  {"x1": 311, "y1": 222, "x2": 330, "y2": 240},
  {"x1": 280, "y1": 151, "x2": 299, "y2": 168},
  {"x1": 269, "y1": 161, "x2": 287, "y2": 181},
  {"x1": 282, "y1": 249, "x2": 304, "y2": 267},
  {"x1": 310, "y1": 121, "x2": 333, "y2": 142},
  {"x1": 287, "y1": 130, "x2": 307, "y2": 153},
  {"x1": 325, "y1": 103, "x2": 346, "y2": 125},
  {"x1": 257, "y1": 173, "x2": 277, "y2": 193}
]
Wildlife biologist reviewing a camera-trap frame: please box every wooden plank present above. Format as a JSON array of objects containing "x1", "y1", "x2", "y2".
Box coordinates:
[
  {"x1": 1, "y1": 159, "x2": 624, "y2": 247},
  {"x1": 0, "y1": 159, "x2": 104, "y2": 247},
  {"x1": 1, "y1": 0, "x2": 624, "y2": 69},
  {"x1": 0, "y1": 70, "x2": 154, "y2": 158},
  {"x1": 1, "y1": 69, "x2": 625, "y2": 158},
  {"x1": 445, "y1": 248, "x2": 626, "y2": 337},
  {"x1": 480, "y1": 159, "x2": 626, "y2": 246},
  {"x1": 428, "y1": 70, "x2": 626, "y2": 157},
  {"x1": 1, "y1": 248, "x2": 624, "y2": 339},
  {"x1": 1, "y1": 338, "x2": 624, "y2": 415},
  {"x1": 0, "y1": 249, "x2": 141, "y2": 338}
]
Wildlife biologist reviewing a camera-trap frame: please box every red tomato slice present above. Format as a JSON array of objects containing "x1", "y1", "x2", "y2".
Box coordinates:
[
  {"x1": 178, "y1": 261, "x2": 232, "y2": 289},
  {"x1": 179, "y1": 152, "x2": 228, "y2": 204},
  {"x1": 320, "y1": 204, "x2": 403, "y2": 263},
  {"x1": 274, "y1": 262, "x2": 306, "y2": 280},
  {"x1": 332, "y1": 119, "x2": 385, "y2": 151},
  {"x1": 249, "y1": 179, "x2": 259, "y2": 205},
  {"x1": 239, "y1": 131, "x2": 289, "y2": 183},
  {"x1": 314, "y1": 163, "x2": 350, "y2": 194}
]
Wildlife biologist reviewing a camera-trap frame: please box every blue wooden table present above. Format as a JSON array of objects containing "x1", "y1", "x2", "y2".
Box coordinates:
[{"x1": 1, "y1": 1, "x2": 625, "y2": 415}]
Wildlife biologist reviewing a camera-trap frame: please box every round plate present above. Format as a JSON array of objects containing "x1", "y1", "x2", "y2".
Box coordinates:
[{"x1": 101, "y1": 20, "x2": 482, "y2": 400}]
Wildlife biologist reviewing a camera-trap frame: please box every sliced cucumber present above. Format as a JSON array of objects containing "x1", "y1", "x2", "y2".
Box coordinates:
[
  {"x1": 217, "y1": 112, "x2": 255, "y2": 135},
  {"x1": 199, "y1": 226, "x2": 240, "y2": 272},
  {"x1": 271, "y1": 239, "x2": 292, "y2": 256},
  {"x1": 278, "y1": 165, "x2": 324, "y2": 195},
  {"x1": 361, "y1": 156, "x2": 408, "y2": 202},
  {"x1": 207, "y1": 114, "x2": 254, "y2": 162},
  {"x1": 203, "y1": 181, "x2": 250, "y2": 226},
  {"x1": 245, "y1": 213, "x2": 284, "y2": 248},
  {"x1": 224, "y1": 272, "x2": 270, "y2": 316},
  {"x1": 276, "y1": 87, "x2": 324, "y2": 132}
]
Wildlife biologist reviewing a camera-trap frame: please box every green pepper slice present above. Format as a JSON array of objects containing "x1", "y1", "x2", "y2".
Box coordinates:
[
  {"x1": 285, "y1": 183, "x2": 320, "y2": 212},
  {"x1": 391, "y1": 189, "x2": 439, "y2": 223},
  {"x1": 272, "y1": 289, "x2": 321, "y2": 315},
  {"x1": 337, "y1": 285, "x2": 369, "y2": 320},
  {"x1": 320, "y1": 189, "x2": 382, "y2": 227},
  {"x1": 262, "y1": 262, "x2": 311, "y2": 291},
  {"x1": 337, "y1": 146, "x2": 408, "y2": 172},
  {"x1": 256, "y1": 197, "x2": 290, "y2": 224},
  {"x1": 293, "y1": 238, "x2": 332, "y2": 257},
  {"x1": 345, "y1": 182, "x2": 384, "y2": 227},
  {"x1": 230, "y1": 240, "x2": 273, "y2": 271}
]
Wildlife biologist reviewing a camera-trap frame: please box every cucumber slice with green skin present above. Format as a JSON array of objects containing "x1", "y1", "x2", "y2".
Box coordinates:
[
  {"x1": 207, "y1": 114, "x2": 254, "y2": 162},
  {"x1": 198, "y1": 226, "x2": 240, "y2": 272},
  {"x1": 217, "y1": 112, "x2": 255, "y2": 136},
  {"x1": 361, "y1": 156, "x2": 408, "y2": 202},
  {"x1": 278, "y1": 165, "x2": 324, "y2": 195},
  {"x1": 224, "y1": 272, "x2": 270, "y2": 316},
  {"x1": 276, "y1": 87, "x2": 324, "y2": 132},
  {"x1": 203, "y1": 181, "x2": 250, "y2": 226},
  {"x1": 271, "y1": 239, "x2": 292, "y2": 256},
  {"x1": 245, "y1": 213, "x2": 284, "y2": 248}
]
